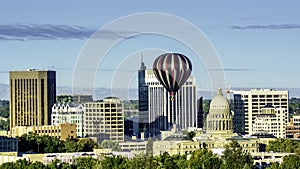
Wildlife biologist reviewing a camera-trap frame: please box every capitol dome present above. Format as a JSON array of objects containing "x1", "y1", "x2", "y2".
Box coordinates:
[
  {"x1": 206, "y1": 88, "x2": 233, "y2": 134},
  {"x1": 210, "y1": 88, "x2": 230, "y2": 110}
]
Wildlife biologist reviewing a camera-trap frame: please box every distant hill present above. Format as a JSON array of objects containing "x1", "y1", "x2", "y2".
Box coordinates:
[
  {"x1": 1, "y1": 83, "x2": 300, "y2": 100},
  {"x1": 0, "y1": 83, "x2": 9, "y2": 100}
]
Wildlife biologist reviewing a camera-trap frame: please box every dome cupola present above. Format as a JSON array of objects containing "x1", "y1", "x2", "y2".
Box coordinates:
[{"x1": 206, "y1": 88, "x2": 234, "y2": 134}]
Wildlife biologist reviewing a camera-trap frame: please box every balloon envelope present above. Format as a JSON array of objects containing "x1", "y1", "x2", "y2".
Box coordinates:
[{"x1": 153, "y1": 53, "x2": 192, "y2": 96}]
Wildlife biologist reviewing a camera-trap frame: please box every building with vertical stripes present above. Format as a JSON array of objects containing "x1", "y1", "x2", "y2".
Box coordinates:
[
  {"x1": 138, "y1": 61, "x2": 197, "y2": 139},
  {"x1": 9, "y1": 70, "x2": 56, "y2": 132}
]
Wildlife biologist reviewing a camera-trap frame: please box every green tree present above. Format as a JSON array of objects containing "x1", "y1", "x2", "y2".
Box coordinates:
[
  {"x1": 221, "y1": 141, "x2": 253, "y2": 169},
  {"x1": 157, "y1": 152, "x2": 177, "y2": 169},
  {"x1": 266, "y1": 162, "x2": 280, "y2": 169},
  {"x1": 0, "y1": 162, "x2": 16, "y2": 169},
  {"x1": 64, "y1": 137, "x2": 80, "y2": 152},
  {"x1": 77, "y1": 138, "x2": 99, "y2": 152},
  {"x1": 146, "y1": 137, "x2": 153, "y2": 157},
  {"x1": 172, "y1": 154, "x2": 189, "y2": 169},
  {"x1": 242, "y1": 163, "x2": 251, "y2": 169},
  {"x1": 101, "y1": 156, "x2": 130, "y2": 169},
  {"x1": 75, "y1": 157, "x2": 100, "y2": 169},
  {"x1": 0, "y1": 119, "x2": 9, "y2": 130},
  {"x1": 189, "y1": 149, "x2": 223, "y2": 169},
  {"x1": 0, "y1": 107, "x2": 9, "y2": 118},
  {"x1": 279, "y1": 154, "x2": 300, "y2": 169},
  {"x1": 266, "y1": 139, "x2": 297, "y2": 153},
  {"x1": 100, "y1": 140, "x2": 121, "y2": 151},
  {"x1": 28, "y1": 161, "x2": 47, "y2": 169},
  {"x1": 14, "y1": 159, "x2": 31, "y2": 169}
]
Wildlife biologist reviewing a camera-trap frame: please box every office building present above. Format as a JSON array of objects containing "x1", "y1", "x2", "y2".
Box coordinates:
[
  {"x1": 51, "y1": 103, "x2": 84, "y2": 137},
  {"x1": 11, "y1": 123, "x2": 76, "y2": 141},
  {"x1": 252, "y1": 105, "x2": 286, "y2": 138},
  {"x1": 286, "y1": 115, "x2": 300, "y2": 138},
  {"x1": 9, "y1": 70, "x2": 56, "y2": 132},
  {"x1": 197, "y1": 97, "x2": 204, "y2": 128},
  {"x1": 84, "y1": 97, "x2": 124, "y2": 143},
  {"x1": 72, "y1": 95, "x2": 93, "y2": 104},
  {"x1": 233, "y1": 89, "x2": 288, "y2": 136},
  {"x1": 138, "y1": 61, "x2": 197, "y2": 138}
]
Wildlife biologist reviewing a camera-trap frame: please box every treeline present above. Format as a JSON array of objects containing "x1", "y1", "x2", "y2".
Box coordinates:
[
  {"x1": 1, "y1": 141, "x2": 254, "y2": 169},
  {"x1": 0, "y1": 100, "x2": 9, "y2": 131},
  {"x1": 18, "y1": 133, "x2": 99, "y2": 153},
  {"x1": 266, "y1": 138, "x2": 300, "y2": 153}
]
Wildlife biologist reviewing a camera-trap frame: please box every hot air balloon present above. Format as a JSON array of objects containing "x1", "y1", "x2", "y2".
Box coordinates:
[{"x1": 153, "y1": 53, "x2": 192, "y2": 100}]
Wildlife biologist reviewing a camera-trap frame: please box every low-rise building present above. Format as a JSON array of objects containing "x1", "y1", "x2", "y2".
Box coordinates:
[
  {"x1": 286, "y1": 115, "x2": 300, "y2": 138},
  {"x1": 119, "y1": 141, "x2": 147, "y2": 152},
  {"x1": 0, "y1": 152, "x2": 27, "y2": 165},
  {"x1": 153, "y1": 134, "x2": 200, "y2": 156},
  {"x1": 11, "y1": 123, "x2": 76, "y2": 140},
  {"x1": 0, "y1": 136, "x2": 18, "y2": 152},
  {"x1": 52, "y1": 103, "x2": 84, "y2": 137}
]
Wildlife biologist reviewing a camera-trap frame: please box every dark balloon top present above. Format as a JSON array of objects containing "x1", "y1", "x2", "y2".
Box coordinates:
[{"x1": 153, "y1": 53, "x2": 192, "y2": 96}]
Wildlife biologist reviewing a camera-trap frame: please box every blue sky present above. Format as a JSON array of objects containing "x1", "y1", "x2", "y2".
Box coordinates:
[{"x1": 1, "y1": 1, "x2": 300, "y2": 91}]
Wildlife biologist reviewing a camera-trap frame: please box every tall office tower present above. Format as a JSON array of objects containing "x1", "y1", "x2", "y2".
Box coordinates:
[
  {"x1": 197, "y1": 97, "x2": 204, "y2": 128},
  {"x1": 9, "y1": 70, "x2": 56, "y2": 132},
  {"x1": 233, "y1": 89, "x2": 288, "y2": 136},
  {"x1": 138, "y1": 56, "x2": 148, "y2": 112},
  {"x1": 84, "y1": 97, "x2": 124, "y2": 143},
  {"x1": 138, "y1": 61, "x2": 197, "y2": 138},
  {"x1": 138, "y1": 57, "x2": 149, "y2": 138},
  {"x1": 52, "y1": 103, "x2": 84, "y2": 137}
]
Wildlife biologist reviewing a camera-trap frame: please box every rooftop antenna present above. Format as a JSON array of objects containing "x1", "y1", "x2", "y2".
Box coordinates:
[{"x1": 140, "y1": 53, "x2": 146, "y2": 70}]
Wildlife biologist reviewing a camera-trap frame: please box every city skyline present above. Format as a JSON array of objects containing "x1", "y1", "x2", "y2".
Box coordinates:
[{"x1": 1, "y1": 1, "x2": 300, "y2": 94}]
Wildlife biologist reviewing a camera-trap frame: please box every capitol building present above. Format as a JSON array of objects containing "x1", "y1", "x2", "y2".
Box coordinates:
[{"x1": 153, "y1": 89, "x2": 273, "y2": 156}]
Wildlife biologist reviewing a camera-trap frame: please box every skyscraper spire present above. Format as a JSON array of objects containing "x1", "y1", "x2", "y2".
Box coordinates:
[
  {"x1": 141, "y1": 53, "x2": 144, "y2": 63},
  {"x1": 140, "y1": 53, "x2": 146, "y2": 70}
]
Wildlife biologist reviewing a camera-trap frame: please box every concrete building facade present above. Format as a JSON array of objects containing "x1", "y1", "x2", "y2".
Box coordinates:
[
  {"x1": 51, "y1": 103, "x2": 84, "y2": 137},
  {"x1": 252, "y1": 106, "x2": 286, "y2": 138},
  {"x1": 9, "y1": 70, "x2": 56, "y2": 132},
  {"x1": 233, "y1": 89, "x2": 288, "y2": 136},
  {"x1": 11, "y1": 123, "x2": 76, "y2": 141},
  {"x1": 84, "y1": 97, "x2": 124, "y2": 143},
  {"x1": 286, "y1": 115, "x2": 300, "y2": 138}
]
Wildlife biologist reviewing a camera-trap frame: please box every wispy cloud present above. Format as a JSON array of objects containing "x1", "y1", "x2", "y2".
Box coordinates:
[
  {"x1": 230, "y1": 24, "x2": 300, "y2": 30},
  {"x1": 206, "y1": 68, "x2": 254, "y2": 72},
  {"x1": 0, "y1": 24, "x2": 138, "y2": 41}
]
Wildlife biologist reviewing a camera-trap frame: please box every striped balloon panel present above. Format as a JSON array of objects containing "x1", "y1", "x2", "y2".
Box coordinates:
[{"x1": 153, "y1": 53, "x2": 192, "y2": 95}]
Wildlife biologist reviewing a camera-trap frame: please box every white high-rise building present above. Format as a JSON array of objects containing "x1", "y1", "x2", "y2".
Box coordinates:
[
  {"x1": 144, "y1": 70, "x2": 197, "y2": 137},
  {"x1": 233, "y1": 89, "x2": 288, "y2": 137},
  {"x1": 252, "y1": 105, "x2": 286, "y2": 138},
  {"x1": 51, "y1": 103, "x2": 84, "y2": 137}
]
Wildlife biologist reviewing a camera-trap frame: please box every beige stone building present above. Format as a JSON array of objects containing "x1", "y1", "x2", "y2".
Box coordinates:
[
  {"x1": 197, "y1": 89, "x2": 259, "y2": 153},
  {"x1": 9, "y1": 70, "x2": 56, "y2": 132},
  {"x1": 84, "y1": 97, "x2": 124, "y2": 142},
  {"x1": 153, "y1": 89, "x2": 260, "y2": 156},
  {"x1": 153, "y1": 134, "x2": 200, "y2": 156},
  {"x1": 11, "y1": 123, "x2": 76, "y2": 140},
  {"x1": 286, "y1": 115, "x2": 300, "y2": 138}
]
